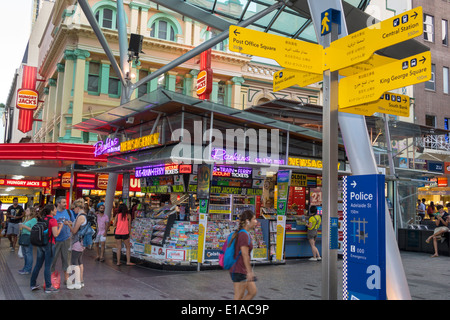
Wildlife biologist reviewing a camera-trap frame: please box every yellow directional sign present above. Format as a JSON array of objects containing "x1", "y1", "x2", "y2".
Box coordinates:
[
  {"x1": 339, "y1": 54, "x2": 398, "y2": 77},
  {"x1": 340, "y1": 92, "x2": 410, "y2": 117},
  {"x1": 229, "y1": 25, "x2": 324, "y2": 74},
  {"x1": 325, "y1": 7, "x2": 423, "y2": 72},
  {"x1": 273, "y1": 69, "x2": 323, "y2": 92},
  {"x1": 339, "y1": 51, "x2": 431, "y2": 108}
]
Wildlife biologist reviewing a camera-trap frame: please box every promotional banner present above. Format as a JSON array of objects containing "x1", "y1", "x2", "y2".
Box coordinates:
[
  {"x1": 17, "y1": 66, "x2": 38, "y2": 133},
  {"x1": 197, "y1": 213, "x2": 208, "y2": 263},
  {"x1": 197, "y1": 164, "x2": 211, "y2": 199},
  {"x1": 275, "y1": 215, "x2": 286, "y2": 261},
  {"x1": 276, "y1": 170, "x2": 291, "y2": 215},
  {"x1": 343, "y1": 174, "x2": 386, "y2": 300}
]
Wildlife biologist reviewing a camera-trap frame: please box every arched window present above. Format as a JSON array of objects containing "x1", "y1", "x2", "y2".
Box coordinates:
[
  {"x1": 150, "y1": 19, "x2": 177, "y2": 42},
  {"x1": 203, "y1": 29, "x2": 227, "y2": 52},
  {"x1": 95, "y1": 7, "x2": 117, "y2": 30}
]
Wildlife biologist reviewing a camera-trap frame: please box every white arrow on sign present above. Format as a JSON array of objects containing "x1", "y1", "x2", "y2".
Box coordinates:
[{"x1": 351, "y1": 181, "x2": 357, "y2": 188}]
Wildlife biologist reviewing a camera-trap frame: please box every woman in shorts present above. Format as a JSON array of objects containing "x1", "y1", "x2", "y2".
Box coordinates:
[
  {"x1": 66, "y1": 198, "x2": 88, "y2": 289},
  {"x1": 306, "y1": 205, "x2": 322, "y2": 261},
  {"x1": 229, "y1": 210, "x2": 258, "y2": 300},
  {"x1": 113, "y1": 204, "x2": 135, "y2": 266}
]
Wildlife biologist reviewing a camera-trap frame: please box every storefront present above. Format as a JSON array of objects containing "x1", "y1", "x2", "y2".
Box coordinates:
[
  {"x1": 0, "y1": 143, "x2": 107, "y2": 207},
  {"x1": 75, "y1": 89, "x2": 350, "y2": 268}
]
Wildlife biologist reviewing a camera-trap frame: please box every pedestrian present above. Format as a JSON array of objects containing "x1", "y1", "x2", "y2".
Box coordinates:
[
  {"x1": 6, "y1": 197, "x2": 24, "y2": 252},
  {"x1": 229, "y1": 210, "x2": 258, "y2": 300},
  {"x1": 0, "y1": 200, "x2": 4, "y2": 242},
  {"x1": 66, "y1": 198, "x2": 89, "y2": 290},
  {"x1": 417, "y1": 199, "x2": 426, "y2": 221},
  {"x1": 30, "y1": 203, "x2": 64, "y2": 293},
  {"x1": 425, "y1": 204, "x2": 449, "y2": 257},
  {"x1": 305, "y1": 205, "x2": 322, "y2": 261},
  {"x1": 427, "y1": 201, "x2": 436, "y2": 220},
  {"x1": 94, "y1": 204, "x2": 109, "y2": 262},
  {"x1": 18, "y1": 207, "x2": 38, "y2": 275},
  {"x1": 51, "y1": 196, "x2": 75, "y2": 286},
  {"x1": 113, "y1": 203, "x2": 135, "y2": 266}
]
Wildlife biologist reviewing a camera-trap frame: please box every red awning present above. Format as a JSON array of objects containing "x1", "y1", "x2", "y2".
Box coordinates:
[{"x1": 0, "y1": 143, "x2": 107, "y2": 163}]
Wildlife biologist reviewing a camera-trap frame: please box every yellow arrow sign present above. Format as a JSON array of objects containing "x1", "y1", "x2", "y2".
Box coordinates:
[
  {"x1": 339, "y1": 54, "x2": 398, "y2": 77},
  {"x1": 325, "y1": 7, "x2": 423, "y2": 71},
  {"x1": 229, "y1": 25, "x2": 324, "y2": 74},
  {"x1": 339, "y1": 51, "x2": 431, "y2": 108},
  {"x1": 273, "y1": 69, "x2": 323, "y2": 92},
  {"x1": 340, "y1": 92, "x2": 410, "y2": 117}
]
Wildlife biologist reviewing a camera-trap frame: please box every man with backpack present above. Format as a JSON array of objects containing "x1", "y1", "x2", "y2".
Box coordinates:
[{"x1": 51, "y1": 197, "x2": 75, "y2": 286}]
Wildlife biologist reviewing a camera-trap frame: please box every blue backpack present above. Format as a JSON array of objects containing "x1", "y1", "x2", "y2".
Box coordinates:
[
  {"x1": 219, "y1": 230, "x2": 251, "y2": 270},
  {"x1": 77, "y1": 214, "x2": 94, "y2": 247}
]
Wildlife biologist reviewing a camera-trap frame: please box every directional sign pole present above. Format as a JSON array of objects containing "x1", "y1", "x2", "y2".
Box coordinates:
[{"x1": 321, "y1": 12, "x2": 340, "y2": 301}]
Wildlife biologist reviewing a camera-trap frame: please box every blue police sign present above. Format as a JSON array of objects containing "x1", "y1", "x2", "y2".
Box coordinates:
[{"x1": 342, "y1": 174, "x2": 386, "y2": 300}]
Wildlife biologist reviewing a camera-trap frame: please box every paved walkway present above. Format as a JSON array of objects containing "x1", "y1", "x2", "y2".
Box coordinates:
[{"x1": 1, "y1": 234, "x2": 449, "y2": 301}]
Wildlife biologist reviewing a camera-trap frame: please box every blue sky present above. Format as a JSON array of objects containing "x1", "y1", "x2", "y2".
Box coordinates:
[{"x1": 0, "y1": 0, "x2": 32, "y2": 104}]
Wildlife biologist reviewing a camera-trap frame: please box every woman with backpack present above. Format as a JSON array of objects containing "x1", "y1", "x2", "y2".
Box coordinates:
[
  {"x1": 30, "y1": 204, "x2": 63, "y2": 293},
  {"x1": 65, "y1": 198, "x2": 89, "y2": 289},
  {"x1": 18, "y1": 207, "x2": 38, "y2": 275},
  {"x1": 229, "y1": 210, "x2": 258, "y2": 300}
]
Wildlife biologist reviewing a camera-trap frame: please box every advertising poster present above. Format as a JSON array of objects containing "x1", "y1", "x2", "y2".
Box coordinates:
[
  {"x1": 197, "y1": 164, "x2": 211, "y2": 199},
  {"x1": 275, "y1": 215, "x2": 286, "y2": 261},
  {"x1": 197, "y1": 214, "x2": 208, "y2": 263},
  {"x1": 276, "y1": 170, "x2": 291, "y2": 215}
]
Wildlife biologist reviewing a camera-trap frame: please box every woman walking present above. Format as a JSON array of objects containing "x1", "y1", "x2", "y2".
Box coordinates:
[
  {"x1": 18, "y1": 207, "x2": 38, "y2": 275},
  {"x1": 229, "y1": 210, "x2": 258, "y2": 300},
  {"x1": 30, "y1": 204, "x2": 63, "y2": 293},
  {"x1": 113, "y1": 204, "x2": 135, "y2": 266}
]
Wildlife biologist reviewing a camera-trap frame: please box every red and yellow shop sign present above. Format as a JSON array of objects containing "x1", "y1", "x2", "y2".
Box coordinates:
[
  {"x1": 196, "y1": 69, "x2": 213, "y2": 96},
  {"x1": 16, "y1": 89, "x2": 39, "y2": 110},
  {"x1": 0, "y1": 179, "x2": 48, "y2": 188},
  {"x1": 61, "y1": 172, "x2": 72, "y2": 188},
  {"x1": 438, "y1": 177, "x2": 448, "y2": 187},
  {"x1": 97, "y1": 174, "x2": 109, "y2": 190}
]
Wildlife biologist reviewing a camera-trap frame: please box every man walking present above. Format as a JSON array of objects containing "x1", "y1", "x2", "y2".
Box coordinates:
[
  {"x1": 51, "y1": 196, "x2": 75, "y2": 285},
  {"x1": 6, "y1": 197, "x2": 24, "y2": 252}
]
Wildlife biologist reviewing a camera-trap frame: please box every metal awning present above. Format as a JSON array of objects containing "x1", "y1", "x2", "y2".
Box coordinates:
[{"x1": 74, "y1": 88, "x2": 330, "y2": 144}]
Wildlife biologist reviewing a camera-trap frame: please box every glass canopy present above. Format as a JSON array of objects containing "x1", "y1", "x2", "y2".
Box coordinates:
[{"x1": 181, "y1": 0, "x2": 370, "y2": 43}]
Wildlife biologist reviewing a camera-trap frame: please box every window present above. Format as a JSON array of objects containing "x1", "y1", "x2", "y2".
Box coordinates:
[
  {"x1": 445, "y1": 118, "x2": 450, "y2": 142},
  {"x1": 108, "y1": 72, "x2": 120, "y2": 96},
  {"x1": 424, "y1": 14, "x2": 434, "y2": 42},
  {"x1": 175, "y1": 76, "x2": 184, "y2": 94},
  {"x1": 88, "y1": 62, "x2": 100, "y2": 93},
  {"x1": 205, "y1": 30, "x2": 227, "y2": 51},
  {"x1": 444, "y1": 67, "x2": 449, "y2": 94},
  {"x1": 218, "y1": 81, "x2": 226, "y2": 104},
  {"x1": 95, "y1": 7, "x2": 116, "y2": 30},
  {"x1": 443, "y1": 19, "x2": 448, "y2": 46},
  {"x1": 150, "y1": 20, "x2": 176, "y2": 42},
  {"x1": 426, "y1": 115, "x2": 436, "y2": 127},
  {"x1": 138, "y1": 70, "x2": 149, "y2": 97},
  {"x1": 425, "y1": 64, "x2": 436, "y2": 91}
]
